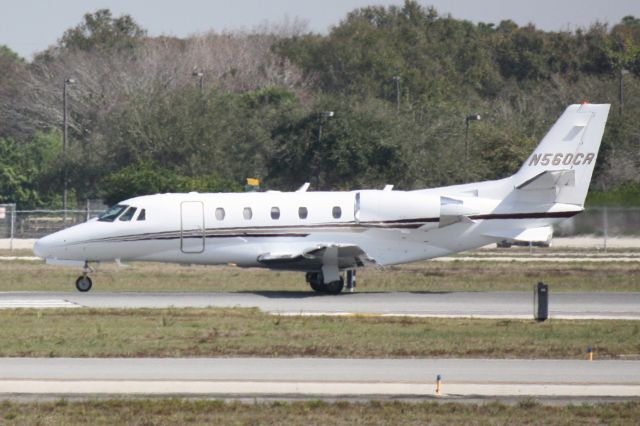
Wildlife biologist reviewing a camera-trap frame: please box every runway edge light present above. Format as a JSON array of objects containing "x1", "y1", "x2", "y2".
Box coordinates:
[{"x1": 435, "y1": 374, "x2": 442, "y2": 396}]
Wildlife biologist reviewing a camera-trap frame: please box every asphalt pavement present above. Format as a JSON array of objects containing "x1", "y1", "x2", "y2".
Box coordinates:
[
  {"x1": 0, "y1": 358, "x2": 638, "y2": 399},
  {"x1": 0, "y1": 291, "x2": 638, "y2": 319}
]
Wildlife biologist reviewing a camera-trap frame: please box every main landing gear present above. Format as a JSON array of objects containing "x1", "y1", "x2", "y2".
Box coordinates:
[
  {"x1": 75, "y1": 261, "x2": 93, "y2": 292},
  {"x1": 306, "y1": 270, "x2": 356, "y2": 295}
]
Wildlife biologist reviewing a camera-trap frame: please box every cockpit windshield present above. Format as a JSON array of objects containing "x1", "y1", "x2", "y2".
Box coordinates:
[
  {"x1": 98, "y1": 205, "x2": 128, "y2": 222},
  {"x1": 118, "y1": 207, "x2": 137, "y2": 222}
]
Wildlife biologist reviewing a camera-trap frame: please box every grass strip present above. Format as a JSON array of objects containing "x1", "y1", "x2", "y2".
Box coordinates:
[
  {"x1": 1, "y1": 259, "x2": 640, "y2": 292},
  {"x1": 1, "y1": 399, "x2": 639, "y2": 425},
  {"x1": 1, "y1": 308, "x2": 638, "y2": 358}
]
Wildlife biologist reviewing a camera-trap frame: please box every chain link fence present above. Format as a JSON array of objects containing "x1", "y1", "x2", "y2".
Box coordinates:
[
  {"x1": 0, "y1": 201, "x2": 106, "y2": 250},
  {"x1": 555, "y1": 207, "x2": 640, "y2": 237}
]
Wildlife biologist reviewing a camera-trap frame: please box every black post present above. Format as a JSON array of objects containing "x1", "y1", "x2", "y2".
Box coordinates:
[
  {"x1": 62, "y1": 78, "x2": 75, "y2": 221},
  {"x1": 464, "y1": 119, "x2": 469, "y2": 166},
  {"x1": 314, "y1": 111, "x2": 333, "y2": 190},
  {"x1": 63, "y1": 80, "x2": 68, "y2": 221},
  {"x1": 392, "y1": 76, "x2": 401, "y2": 112},
  {"x1": 534, "y1": 282, "x2": 549, "y2": 322},
  {"x1": 464, "y1": 114, "x2": 480, "y2": 181},
  {"x1": 192, "y1": 70, "x2": 204, "y2": 94},
  {"x1": 619, "y1": 68, "x2": 624, "y2": 115},
  {"x1": 315, "y1": 121, "x2": 323, "y2": 190}
]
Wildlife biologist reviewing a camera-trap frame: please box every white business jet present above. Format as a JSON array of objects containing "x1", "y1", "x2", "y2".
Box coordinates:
[{"x1": 34, "y1": 103, "x2": 610, "y2": 293}]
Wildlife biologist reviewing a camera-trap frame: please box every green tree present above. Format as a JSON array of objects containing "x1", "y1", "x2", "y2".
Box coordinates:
[
  {"x1": 0, "y1": 132, "x2": 62, "y2": 208},
  {"x1": 101, "y1": 162, "x2": 242, "y2": 206},
  {"x1": 59, "y1": 9, "x2": 146, "y2": 52}
]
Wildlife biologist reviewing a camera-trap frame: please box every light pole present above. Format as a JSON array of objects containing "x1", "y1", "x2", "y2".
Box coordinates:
[
  {"x1": 619, "y1": 68, "x2": 629, "y2": 115},
  {"x1": 192, "y1": 70, "x2": 204, "y2": 94},
  {"x1": 392, "y1": 76, "x2": 401, "y2": 112},
  {"x1": 315, "y1": 111, "x2": 334, "y2": 190},
  {"x1": 63, "y1": 77, "x2": 76, "y2": 221},
  {"x1": 465, "y1": 113, "x2": 481, "y2": 178}
]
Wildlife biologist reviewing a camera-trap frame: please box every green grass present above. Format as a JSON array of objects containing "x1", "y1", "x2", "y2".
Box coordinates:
[
  {"x1": 1, "y1": 308, "x2": 638, "y2": 358},
  {"x1": 1, "y1": 257, "x2": 640, "y2": 292},
  {"x1": 0, "y1": 399, "x2": 639, "y2": 425}
]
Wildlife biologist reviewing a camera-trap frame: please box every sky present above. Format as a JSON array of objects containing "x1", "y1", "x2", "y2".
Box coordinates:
[{"x1": 2, "y1": 0, "x2": 640, "y2": 60}]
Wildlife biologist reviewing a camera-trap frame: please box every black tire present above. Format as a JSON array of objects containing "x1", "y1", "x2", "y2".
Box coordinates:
[
  {"x1": 309, "y1": 282, "x2": 323, "y2": 292},
  {"x1": 323, "y1": 277, "x2": 344, "y2": 295},
  {"x1": 307, "y1": 272, "x2": 344, "y2": 294},
  {"x1": 307, "y1": 272, "x2": 322, "y2": 292},
  {"x1": 75, "y1": 276, "x2": 92, "y2": 292}
]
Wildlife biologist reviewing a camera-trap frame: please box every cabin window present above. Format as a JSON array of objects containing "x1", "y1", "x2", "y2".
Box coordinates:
[
  {"x1": 215, "y1": 208, "x2": 225, "y2": 221},
  {"x1": 298, "y1": 207, "x2": 308, "y2": 219},
  {"x1": 332, "y1": 206, "x2": 342, "y2": 219},
  {"x1": 243, "y1": 207, "x2": 253, "y2": 220},
  {"x1": 137, "y1": 209, "x2": 146, "y2": 221},
  {"x1": 270, "y1": 207, "x2": 280, "y2": 220},
  {"x1": 98, "y1": 205, "x2": 128, "y2": 222},
  {"x1": 119, "y1": 207, "x2": 137, "y2": 222}
]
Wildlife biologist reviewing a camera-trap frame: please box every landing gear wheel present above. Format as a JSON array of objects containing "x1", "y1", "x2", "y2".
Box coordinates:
[
  {"x1": 324, "y1": 277, "x2": 344, "y2": 295},
  {"x1": 306, "y1": 272, "x2": 344, "y2": 295},
  {"x1": 75, "y1": 276, "x2": 92, "y2": 292},
  {"x1": 307, "y1": 272, "x2": 323, "y2": 292}
]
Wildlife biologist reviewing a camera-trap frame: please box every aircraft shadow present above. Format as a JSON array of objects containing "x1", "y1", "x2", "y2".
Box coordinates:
[
  {"x1": 237, "y1": 290, "x2": 349, "y2": 299},
  {"x1": 237, "y1": 290, "x2": 454, "y2": 298}
]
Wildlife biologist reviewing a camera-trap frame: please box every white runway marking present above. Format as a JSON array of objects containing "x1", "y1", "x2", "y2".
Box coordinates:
[
  {"x1": 433, "y1": 256, "x2": 640, "y2": 262},
  {"x1": 1, "y1": 358, "x2": 638, "y2": 398},
  {"x1": 274, "y1": 312, "x2": 640, "y2": 320},
  {"x1": 0, "y1": 299, "x2": 79, "y2": 309},
  {"x1": 1, "y1": 380, "x2": 638, "y2": 398},
  {"x1": 0, "y1": 256, "x2": 40, "y2": 261}
]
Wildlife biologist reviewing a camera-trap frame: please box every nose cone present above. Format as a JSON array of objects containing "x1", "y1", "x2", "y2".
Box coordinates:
[{"x1": 33, "y1": 234, "x2": 55, "y2": 258}]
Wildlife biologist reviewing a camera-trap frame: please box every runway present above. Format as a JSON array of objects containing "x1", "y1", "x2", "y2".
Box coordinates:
[
  {"x1": 0, "y1": 358, "x2": 638, "y2": 399},
  {"x1": 0, "y1": 291, "x2": 638, "y2": 319}
]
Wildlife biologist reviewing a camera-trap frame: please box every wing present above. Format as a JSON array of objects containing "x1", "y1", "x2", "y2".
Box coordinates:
[{"x1": 257, "y1": 244, "x2": 376, "y2": 271}]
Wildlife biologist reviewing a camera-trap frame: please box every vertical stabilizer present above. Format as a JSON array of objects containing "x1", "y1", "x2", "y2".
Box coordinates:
[{"x1": 513, "y1": 103, "x2": 610, "y2": 206}]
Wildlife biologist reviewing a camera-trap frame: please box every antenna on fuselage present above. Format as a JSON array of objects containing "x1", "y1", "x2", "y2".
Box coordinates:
[{"x1": 296, "y1": 182, "x2": 310, "y2": 192}]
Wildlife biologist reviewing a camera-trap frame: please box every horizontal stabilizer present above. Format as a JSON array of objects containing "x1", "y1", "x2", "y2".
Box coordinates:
[
  {"x1": 439, "y1": 196, "x2": 477, "y2": 228},
  {"x1": 485, "y1": 225, "x2": 553, "y2": 243},
  {"x1": 516, "y1": 170, "x2": 575, "y2": 191},
  {"x1": 439, "y1": 214, "x2": 475, "y2": 228}
]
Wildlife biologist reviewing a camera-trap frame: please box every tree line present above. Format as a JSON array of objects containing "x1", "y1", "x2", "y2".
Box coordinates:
[{"x1": 1, "y1": 1, "x2": 639, "y2": 209}]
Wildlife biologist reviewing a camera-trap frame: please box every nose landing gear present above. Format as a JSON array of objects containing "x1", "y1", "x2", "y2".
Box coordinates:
[
  {"x1": 75, "y1": 261, "x2": 93, "y2": 292},
  {"x1": 75, "y1": 275, "x2": 92, "y2": 292}
]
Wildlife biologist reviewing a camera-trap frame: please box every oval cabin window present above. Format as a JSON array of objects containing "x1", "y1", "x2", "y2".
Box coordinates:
[
  {"x1": 243, "y1": 207, "x2": 252, "y2": 220},
  {"x1": 298, "y1": 207, "x2": 308, "y2": 219},
  {"x1": 332, "y1": 206, "x2": 342, "y2": 219},
  {"x1": 215, "y1": 208, "x2": 225, "y2": 221},
  {"x1": 271, "y1": 207, "x2": 280, "y2": 220}
]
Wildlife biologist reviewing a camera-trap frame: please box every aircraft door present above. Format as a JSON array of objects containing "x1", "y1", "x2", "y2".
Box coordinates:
[{"x1": 180, "y1": 201, "x2": 205, "y2": 253}]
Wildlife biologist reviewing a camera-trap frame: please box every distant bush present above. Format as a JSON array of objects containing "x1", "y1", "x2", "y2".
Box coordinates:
[
  {"x1": 586, "y1": 184, "x2": 640, "y2": 207},
  {"x1": 101, "y1": 162, "x2": 242, "y2": 206}
]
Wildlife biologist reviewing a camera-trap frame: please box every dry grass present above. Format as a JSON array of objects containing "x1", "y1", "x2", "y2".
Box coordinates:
[
  {"x1": 0, "y1": 257, "x2": 639, "y2": 293},
  {"x1": 0, "y1": 308, "x2": 638, "y2": 358},
  {"x1": 0, "y1": 399, "x2": 639, "y2": 425}
]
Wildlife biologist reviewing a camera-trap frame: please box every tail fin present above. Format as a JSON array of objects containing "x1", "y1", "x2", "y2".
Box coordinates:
[{"x1": 513, "y1": 103, "x2": 610, "y2": 206}]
